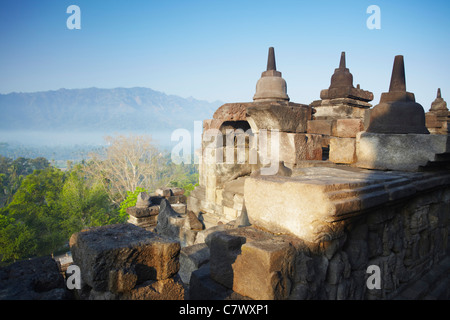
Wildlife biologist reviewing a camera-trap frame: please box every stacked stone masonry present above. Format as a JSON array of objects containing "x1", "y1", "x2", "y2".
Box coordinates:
[
  {"x1": 127, "y1": 187, "x2": 187, "y2": 231},
  {"x1": 186, "y1": 169, "x2": 450, "y2": 300},
  {"x1": 68, "y1": 223, "x2": 185, "y2": 300}
]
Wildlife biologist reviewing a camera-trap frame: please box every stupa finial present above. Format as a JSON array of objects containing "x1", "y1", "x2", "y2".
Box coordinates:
[
  {"x1": 389, "y1": 55, "x2": 407, "y2": 92},
  {"x1": 339, "y1": 52, "x2": 346, "y2": 69},
  {"x1": 266, "y1": 47, "x2": 276, "y2": 71}
]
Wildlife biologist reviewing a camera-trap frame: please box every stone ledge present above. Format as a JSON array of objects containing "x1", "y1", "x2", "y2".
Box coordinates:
[{"x1": 244, "y1": 166, "x2": 450, "y2": 243}]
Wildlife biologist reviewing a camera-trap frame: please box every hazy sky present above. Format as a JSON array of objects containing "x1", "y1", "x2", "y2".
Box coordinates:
[{"x1": 1, "y1": 0, "x2": 449, "y2": 110}]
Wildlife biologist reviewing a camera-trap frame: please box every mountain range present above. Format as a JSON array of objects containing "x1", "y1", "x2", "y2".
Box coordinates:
[{"x1": 0, "y1": 87, "x2": 222, "y2": 133}]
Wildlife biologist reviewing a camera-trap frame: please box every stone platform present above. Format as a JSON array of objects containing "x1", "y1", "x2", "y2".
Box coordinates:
[{"x1": 244, "y1": 166, "x2": 450, "y2": 243}]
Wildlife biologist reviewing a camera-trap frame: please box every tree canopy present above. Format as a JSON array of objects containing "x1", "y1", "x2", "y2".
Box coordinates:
[{"x1": 0, "y1": 134, "x2": 199, "y2": 264}]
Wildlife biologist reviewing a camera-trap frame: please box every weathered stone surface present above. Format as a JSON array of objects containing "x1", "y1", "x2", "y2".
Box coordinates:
[
  {"x1": 193, "y1": 224, "x2": 225, "y2": 245},
  {"x1": 155, "y1": 199, "x2": 185, "y2": 240},
  {"x1": 246, "y1": 102, "x2": 311, "y2": 133},
  {"x1": 307, "y1": 120, "x2": 333, "y2": 136},
  {"x1": 167, "y1": 194, "x2": 187, "y2": 204},
  {"x1": 120, "y1": 277, "x2": 185, "y2": 300},
  {"x1": 252, "y1": 132, "x2": 322, "y2": 169},
  {"x1": 178, "y1": 243, "x2": 210, "y2": 285},
  {"x1": 224, "y1": 176, "x2": 246, "y2": 194},
  {"x1": 171, "y1": 188, "x2": 185, "y2": 196},
  {"x1": 329, "y1": 137, "x2": 356, "y2": 164},
  {"x1": 126, "y1": 205, "x2": 159, "y2": 218},
  {"x1": 208, "y1": 231, "x2": 247, "y2": 288},
  {"x1": 155, "y1": 188, "x2": 172, "y2": 197},
  {"x1": 232, "y1": 239, "x2": 295, "y2": 300},
  {"x1": 171, "y1": 203, "x2": 187, "y2": 215},
  {"x1": 201, "y1": 144, "x2": 253, "y2": 187},
  {"x1": 155, "y1": 187, "x2": 185, "y2": 198},
  {"x1": 0, "y1": 256, "x2": 72, "y2": 300},
  {"x1": 234, "y1": 200, "x2": 251, "y2": 228},
  {"x1": 69, "y1": 224, "x2": 180, "y2": 291},
  {"x1": 326, "y1": 252, "x2": 351, "y2": 285},
  {"x1": 355, "y1": 132, "x2": 449, "y2": 171},
  {"x1": 279, "y1": 133, "x2": 323, "y2": 164},
  {"x1": 185, "y1": 211, "x2": 204, "y2": 231},
  {"x1": 127, "y1": 214, "x2": 158, "y2": 227},
  {"x1": 331, "y1": 119, "x2": 364, "y2": 138},
  {"x1": 311, "y1": 99, "x2": 372, "y2": 130},
  {"x1": 287, "y1": 183, "x2": 449, "y2": 300},
  {"x1": 244, "y1": 174, "x2": 337, "y2": 242},
  {"x1": 208, "y1": 227, "x2": 272, "y2": 288},
  {"x1": 136, "y1": 192, "x2": 151, "y2": 208},
  {"x1": 425, "y1": 113, "x2": 441, "y2": 128},
  {"x1": 251, "y1": 161, "x2": 292, "y2": 178},
  {"x1": 212, "y1": 103, "x2": 248, "y2": 122},
  {"x1": 108, "y1": 267, "x2": 138, "y2": 293}
]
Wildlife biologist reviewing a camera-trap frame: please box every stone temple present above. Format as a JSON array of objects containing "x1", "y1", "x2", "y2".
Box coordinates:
[{"x1": 2, "y1": 48, "x2": 449, "y2": 301}]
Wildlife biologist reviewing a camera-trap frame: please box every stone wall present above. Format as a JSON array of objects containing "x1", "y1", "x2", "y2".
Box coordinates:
[
  {"x1": 289, "y1": 185, "x2": 449, "y2": 300},
  {"x1": 186, "y1": 169, "x2": 450, "y2": 300}
]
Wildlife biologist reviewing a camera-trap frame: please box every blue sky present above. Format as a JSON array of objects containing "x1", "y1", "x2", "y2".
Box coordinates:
[{"x1": 1, "y1": 0, "x2": 449, "y2": 110}]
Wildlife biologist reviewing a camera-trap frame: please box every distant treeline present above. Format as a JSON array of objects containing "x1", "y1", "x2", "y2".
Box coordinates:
[{"x1": 0, "y1": 142, "x2": 101, "y2": 166}]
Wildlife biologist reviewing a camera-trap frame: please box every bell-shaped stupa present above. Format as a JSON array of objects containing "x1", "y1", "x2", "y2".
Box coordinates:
[
  {"x1": 253, "y1": 47, "x2": 290, "y2": 102},
  {"x1": 320, "y1": 52, "x2": 373, "y2": 102},
  {"x1": 430, "y1": 88, "x2": 448, "y2": 113},
  {"x1": 425, "y1": 88, "x2": 449, "y2": 134},
  {"x1": 366, "y1": 55, "x2": 429, "y2": 134}
]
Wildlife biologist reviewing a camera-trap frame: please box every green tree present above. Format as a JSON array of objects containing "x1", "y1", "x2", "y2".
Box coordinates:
[
  {"x1": 59, "y1": 165, "x2": 126, "y2": 237},
  {"x1": 0, "y1": 156, "x2": 51, "y2": 207},
  {"x1": 118, "y1": 187, "x2": 148, "y2": 219},
  {"x1": 0, "y1": 213, "x2": 36, "y2": 262},
  {"x1": 1, "y1": 167, "x2": 66, "y2": 259}
]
